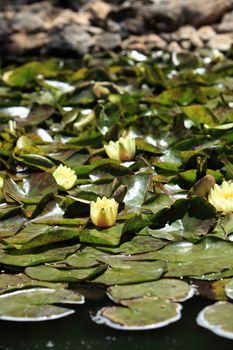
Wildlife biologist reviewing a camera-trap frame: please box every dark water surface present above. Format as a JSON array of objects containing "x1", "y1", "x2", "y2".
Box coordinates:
[{"x1": 0, "y1": 296, "x2": 232, "y2": 350}]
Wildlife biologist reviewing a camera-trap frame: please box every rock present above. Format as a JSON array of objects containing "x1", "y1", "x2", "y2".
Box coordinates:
[
  {"x1": 139, "y1": 2, "x2": 183, "y2": 32},
  {"x1": 217, "y1": 11, "x2": 233, "y2": 32},
  {"x1": 172, "y1": 25, "x2": 197, "y2": 40},
  {"x1": 167, "y1": 41, "x2": 183, "y2": 53},
  {"x1": 11, "y1": 1, "x2": 56, "y2": 33},
  {"x1": 190, "y1": 33, "x2": 204, "y2": 48},
  {"x1": 0, "y1": 13, "x2": 9, "y2": 36},
  {"x1": 87, "y1": 0, "x2": 111, "y2": 21},
  {"x1": 208, "y1": 33, "x2": 233, "y2": 51},
  {"x1": 180, "y1": 0, "x2": 233, "y2": 27},
  {"x1": 180, "y1": 40, "x2": 191, "y2": 50},
  {"x1": 7, "y1": 32, "x2": 49, "y2": 53},
  {"x1": 198, "y1": 26, "x2": 216, "y2": 41},
  {"x1": 50, "y1": 24, "x2": 93, "y2": 55},
  {"x1": 122, "y1": 33, "x2": 167, "y2": 50},
  {"x1": 94, "y1": 32, "x2": 121, "y2": 50}
]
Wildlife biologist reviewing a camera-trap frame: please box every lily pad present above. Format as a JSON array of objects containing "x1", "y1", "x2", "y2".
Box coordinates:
[
  {"x1": 94, "y1": 297, "x2": 182, "y2": 330},
  {"x1": 0, "y1": 244, "x2": 80, "y2": 267},
  {"x1": 93, "y1": 260, "x2": 166, "y2": 285},
  {"x1": 107, "y1": 279, "x2": 195, "y2": 303},
  {"x1": 225, "y1": 279, "x2": 233, "y2": 300},
  {"x1": 0, "y1": 273, "x2": 66, "y2": 294},
  {"x1": 197, "y1": 301, "x2": 233, "y2": 339},
  {"x1": 79, "y1": 223, "x2": 124, "y2": 246},
  {"x1": 3, "y1": 173, "x2": 58, "y2": 204},
  {"x1": 0, "y1": 287, "x2": 84, "y2": 321},
  {"x1": 25, "y1": 265, "x2": 106, "y2": 283}
]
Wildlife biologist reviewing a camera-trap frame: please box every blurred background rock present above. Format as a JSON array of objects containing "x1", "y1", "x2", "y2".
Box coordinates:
[{"x1": 1, "y1": 0, "x2": 233, "y2": 56}]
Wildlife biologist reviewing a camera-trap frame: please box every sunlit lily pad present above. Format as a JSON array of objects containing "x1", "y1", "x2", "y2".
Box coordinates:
[
  {"x1": 93, "y1": 260, "x2": 166, "y2": 285},
  {"x1": 0, "y1": 287, "x2": 84, "y2": 321},
  {"x1": 3, "y1": 173, "x2": 58, "y2": 204},
  {"x1": 94, "y1": 297, "x2": 182, "y2": 330},
  {"x1": 0, "y1": 244, "x2": 80, "y2": 267},
  {"x1": 107, "y1": 279, "x2": 195, "y2": 303},
  {"x1": 224, "y1": 279, "x2": 233, "y2": 300},
  {"x1": 25, "y1": 265, "x2": 106, "y2": 282},
  {"x1": 197, "y1": 301, "x2": 233, "y2": 339}
]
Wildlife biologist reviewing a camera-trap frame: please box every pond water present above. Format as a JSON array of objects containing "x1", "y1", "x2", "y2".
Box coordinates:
[{"x1": 0, "y1": 294, "x2": 232, "y2": 350}]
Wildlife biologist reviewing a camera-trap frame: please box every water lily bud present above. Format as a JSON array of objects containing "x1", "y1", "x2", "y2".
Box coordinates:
[
  {"x1": 104, "y1": 137, "x2": 136, "y2": 162},
  {"x1": 188, "y1": 175, "x2": 216, "y2": 198},
  {"x1": 52, "y1": 164, "x2": 77, "y2": 190},
  {"x1": 0, "y1": 176, "x2": 4, "y2": 189},
  {"x1": 90, "y1": 196, "x2": 119, "y2": 228},
  {"x1": 208, "y1": 180, "x2": 233, "y2": 214}
]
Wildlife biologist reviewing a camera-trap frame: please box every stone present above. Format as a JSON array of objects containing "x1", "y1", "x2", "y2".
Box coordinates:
[
  {"x1": 198, "y1": 26, "x2": 216, "y2": 41},
  {"x1": 87, "y1": 0, "x2": 111, "y2": 20},
  {"x1": 180, "y1": 0, "x2": 233, "y2": 27},
  {"x1": 180, "y1": 40, "x2": 191, "y2": 50},
  {"x1": 208, "y1": 33, "x2": 233, "y2": 51},
  {"x1": 94, "y1": 32, "x2": 121, "y2": 50},
  {"x1": 190, "y1": 33, "x2": 204, "y2": 48},
  {"x1": 11, "y1": 1, "x2": 55, "y2": 33},
  {"x1": 50, "y1": 24, "x2": 93, "y2": 55},
  {"x1": 0, "y1": 13, "x2": 9, "y2": 36},
  {"x1": 173, "y1": 25, "x2": 197, "y2": 41},
  {"x1": 217, "y1": 11, "x2": 233, "y2": 32},
  {"x1": 8, "y1": 32, "x2": 49, "y2": 53},
  {"x1": 122, "y1": 34, "x2": 167, "y2": 50},
  {"x1": 167, "y1": 41, "x2": 183, "y2": 53}
]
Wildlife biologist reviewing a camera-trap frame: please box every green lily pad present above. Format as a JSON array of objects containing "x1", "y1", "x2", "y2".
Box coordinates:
[
  {"x1": 0, "y1": 287, "x2": 84, "y2": 321},
  {"x1": 2, "y1": 60, "x2": 59, "y2": 87},
  {"x1": 0, "y1": 273, "x2": 66, "y2": 294},
  {"x1": 93, "y1": 260, "x2": 166, "y2": 285},
  {"x1": 225, "y1": 279, "x2": 233, "y2": 300},
  {"x1": 197, "y1": 301, "x2": 233, "y2": 339},
  {"x1": 123, "y1": 237, "x2": 233, "y2": 278},
  {"x1": 94, "y1": 297, "x2": 182, "y2": 330},
  {"x1": 0, "y1": 213, "x2": 27, "y2": 238},
  {"x1": 107, "y1": 279, "x2": 194, "y2": 303},
  {"x1": 121, "y1": 173, "x2": 151, "y2": 207},
  {"x1": 181, "y1": 105, "x2": 218, "y2": 128},
  {"x1": 98, "y1": 235, "x2": 166, "y2": 255},
  {"x1": 19, "y1": 225, "x2": 82, "y2": 249},
  {"x1": 3, "y1": 173, "x2": 58, "y2": 204},
  {"x1": 64, "y1": 246, "x2": 105, "y2": 268},
  {"x1": 0, "y1": 243, "x2": 80, "y2": 267},
  {"x1": 25, "y1": 265, "x2": 106, "y2": 283},
  {"x1": 18, "y1": 104, "x2": 54, "y2": 126},
  {"x1": 79, "y1": 223, "x2": 124, "y2": 246}
]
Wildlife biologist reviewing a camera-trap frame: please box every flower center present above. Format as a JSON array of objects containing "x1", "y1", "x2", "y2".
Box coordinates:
[{"x1": 222, "y1": 193, "x2": 233, "y2": 200}]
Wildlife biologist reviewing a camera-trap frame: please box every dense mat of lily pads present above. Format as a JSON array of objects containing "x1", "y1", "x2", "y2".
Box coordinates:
[{"x1": 1, "y1": 49, "x2": 233, "y2": 337}]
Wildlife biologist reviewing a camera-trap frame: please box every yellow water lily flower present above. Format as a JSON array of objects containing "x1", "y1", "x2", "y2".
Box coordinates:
[
  {"x1": 52, "y1": 164, "x2": 77, "y2": 190},
  {"x1": 208, "y1": 181, "x2": 233, "y2": 214},
  {"x1": 104, "y1": 136, "x2": 136, "y2": 162},
  {"x1": 90, "y1": 196, "x2": 119, "y2": 228}
]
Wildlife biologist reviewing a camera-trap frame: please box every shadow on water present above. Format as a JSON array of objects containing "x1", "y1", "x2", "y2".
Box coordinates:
[{"x1": 0, "y1": 294, "x2": 232, "y2": 350}]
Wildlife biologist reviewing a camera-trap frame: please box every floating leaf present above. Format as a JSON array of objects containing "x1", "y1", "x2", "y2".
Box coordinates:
[
  {"x1": 0, "y1": 244, "x2": 80, "y2": 267},
  {"x1": 3, "y1": 173, "x2": 58, "y2": 204},
  {"x1": 107, "y1": 279, "x2": 194, "y2": 303},
  {"x1": 93, "y1": 260, "x2": 166, "y2": 285},
  {"x1": 197, "y1": 301, "x2": 233, "y2": 339},
  {"x1": 26, "y1": 265, "x2": 106, "y2": 283},
  {"x1": 94, "y1": 297, "x2": 182, "y2": 330},
  {"x1": 0, "y1": 287, "x2": 84, "y2": 321},
  {"x1": 79, "y1": 223, "x2": 124, "y2": 246}
]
